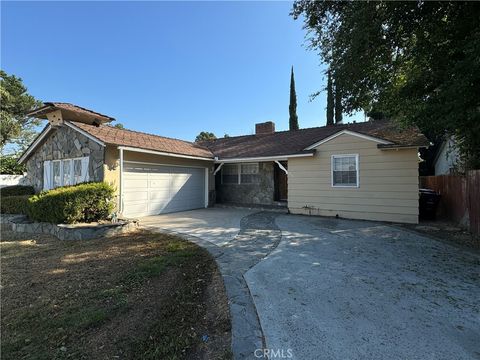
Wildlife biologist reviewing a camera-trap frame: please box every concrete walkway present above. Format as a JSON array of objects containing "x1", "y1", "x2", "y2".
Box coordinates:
[
  {"x1": 141, "y1": 208, "x2": 282, "y2": 359},
  {"x1": 245, "y1": 214, "x2": 480, "y2": 360}
]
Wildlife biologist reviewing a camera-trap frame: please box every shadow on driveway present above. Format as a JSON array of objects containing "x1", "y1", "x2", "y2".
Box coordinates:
[{"x1": 246, "y1": 215, "x2": 480, "y2": 360}]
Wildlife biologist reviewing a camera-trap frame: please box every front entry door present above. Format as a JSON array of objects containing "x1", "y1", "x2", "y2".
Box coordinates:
[{"x1": 274, "y1": 162, "x2": 288, "y2": 201}]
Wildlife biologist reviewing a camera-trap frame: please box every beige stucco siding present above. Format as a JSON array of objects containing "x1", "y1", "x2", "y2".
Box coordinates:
[
  {"x1": 288, "y1": 133, "x2": 420, "y2": 224},
  {"x1": 103, "y1": 145, "x2": 215, "y2": 205},
  {"x1": 103, "y1": 145, "x2": 121, "y2": 193}
]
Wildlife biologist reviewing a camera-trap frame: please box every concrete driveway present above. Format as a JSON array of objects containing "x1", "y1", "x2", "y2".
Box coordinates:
[
  {"x1": 141, "y1": 209, "x2": 480, "y2": 360},
  {"x1": 245, "y1": 214, "x2": 480, "y2": 360},
  {"x1": 141, "y1": 208, "x2": 255, "y2": 246},
  {"x1": 140, "y1": 208, "x2": 282, "y2": 359}
]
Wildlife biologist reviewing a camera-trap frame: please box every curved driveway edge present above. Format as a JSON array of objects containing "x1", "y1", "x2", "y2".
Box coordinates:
[
  {"x1": 245, "y1": 214, "x2": 480, "y2": 360},
  {"x1": 141, "y1": 209, "x2": 282, "y2": 360}
]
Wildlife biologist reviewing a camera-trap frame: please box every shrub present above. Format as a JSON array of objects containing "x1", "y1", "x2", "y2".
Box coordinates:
[
  {"x1": 0, "y1": 185, "x2": 35, "y2": 197},
  {"x1": 0, "y1": 195, "x2": 31, "y2": 214},
  {"x1": 27, "y1": 182, "x2": 115, "y2": 224}
]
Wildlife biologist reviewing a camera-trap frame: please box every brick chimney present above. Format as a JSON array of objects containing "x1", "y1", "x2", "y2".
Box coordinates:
[{"x1": 255, "y1": 121, "x2": 275, "y2": 135}]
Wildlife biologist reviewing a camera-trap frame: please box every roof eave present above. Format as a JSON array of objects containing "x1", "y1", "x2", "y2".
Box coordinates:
[
  {"x1": 214, "y1": 151, "x2": 315, "y2": 163},
  {"x1": 377, "y1": 143, "x2": 429, "y2": 150},
  {"x1": 18, "y1": 124, "x2": 53, "y2": 164},
  {"x1": 117, "y1": 146, "x2": 215, "y2": 161}
]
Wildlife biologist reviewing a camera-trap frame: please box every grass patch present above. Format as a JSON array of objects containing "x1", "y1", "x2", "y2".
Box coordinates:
[
  {"x1": 1, "y1": 231, "x2": 231, "y2": 360},
  {"x1": 59, "y1": 307, "x2": 109, "y2": 329}
]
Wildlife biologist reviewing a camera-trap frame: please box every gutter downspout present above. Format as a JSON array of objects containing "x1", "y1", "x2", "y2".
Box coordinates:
[{"x1": 119, "y1": 147, "x2": 124, "y2": 214}]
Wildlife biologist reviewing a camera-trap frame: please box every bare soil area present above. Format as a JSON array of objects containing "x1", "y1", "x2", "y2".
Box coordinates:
[
  {"x1": 1, "y1": 230, "x2": 231, "y2": 360},
  {"x1": 399, "y1": 219, "x2": 480, "y2": 251}
]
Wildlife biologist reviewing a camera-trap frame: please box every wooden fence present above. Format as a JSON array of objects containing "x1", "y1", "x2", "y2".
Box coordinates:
[{"x1": 420, "y1": 170, "x2": 480, "y2": 235}]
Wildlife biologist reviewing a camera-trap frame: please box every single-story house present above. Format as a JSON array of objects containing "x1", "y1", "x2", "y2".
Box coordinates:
[{"x1": 19, "y1": 102, "x2": 429, "y2": 223}]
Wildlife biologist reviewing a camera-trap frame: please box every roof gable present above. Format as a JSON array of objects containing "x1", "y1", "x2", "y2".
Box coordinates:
[{"x1": 304, "y1": 129, "x2": 393, "y2": 150}]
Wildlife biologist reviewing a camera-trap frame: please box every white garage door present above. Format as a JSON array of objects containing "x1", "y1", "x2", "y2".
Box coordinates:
[{"x1": 123, "y1": 162, "x2": 206, "y2": 217}]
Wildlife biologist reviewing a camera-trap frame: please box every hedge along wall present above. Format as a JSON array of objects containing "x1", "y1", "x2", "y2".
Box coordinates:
[
  {"x1": 27, "y1": 182, "x2": 115, "y2": 224},
  {"x1": 0, "y1": 195, "x2": 31, "y2": 215}
]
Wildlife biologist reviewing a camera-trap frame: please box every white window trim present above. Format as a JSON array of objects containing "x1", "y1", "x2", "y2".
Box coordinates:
[
  {"x1": 49, "y1": 157, "x2": 87, "y2": 189},
  {"x1": 331, "y1": 154, "x2": 359, "y2": 188}
]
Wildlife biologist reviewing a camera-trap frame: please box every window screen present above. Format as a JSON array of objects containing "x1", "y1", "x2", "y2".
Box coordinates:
[
  {"x1": 52, "y1": 161, "x2": 61, "y2": 188},
  {"x1": 73, "y1": 159, "x2": 82, "y2": 184},
  {"x1": 240, "y1": 163, "x2": 259, "y2": 184},
  {"x1": 222, "y1": 164, "x2": 239, "y2": 184},
  {"x1": 332, "y1": 155, "x2": 358, "y2": 187},
  {"x1": 63, "y1": 160, "x2": 72, "y2": 186}
]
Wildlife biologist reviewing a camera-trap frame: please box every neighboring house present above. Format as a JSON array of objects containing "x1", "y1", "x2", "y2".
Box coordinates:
[
  {"x1": 433, "y1": 137, "x2": 460, "y2": 175},
  {"x1": 19, "y1": 103, "x2": 429, "y2": 223}
]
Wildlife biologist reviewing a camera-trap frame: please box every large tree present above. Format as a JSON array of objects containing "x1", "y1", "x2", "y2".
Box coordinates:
[
  {"x1": 289, "y1": 66, "x2": 299, "y2": 130},
  {"x1": 0, "y1": 70, "x2": 41, "y2": 154},
  {"x1": 292, "y1": 1, "x2": 480, "y2": 168},
  {"x1": 195, "y1": 131, "x2": 217, "y2": 143},
  {"x1": 326, "y1": 70, "x2": 334, "y2": 125}
]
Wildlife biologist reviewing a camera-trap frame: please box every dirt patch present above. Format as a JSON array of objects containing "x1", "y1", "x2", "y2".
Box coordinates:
[
  {"x1": 1, "y1": 230, "x2": 231, "y2": 360},
  {"x1": 399, "y1": 220, "x2": 480, "y2": 251}
]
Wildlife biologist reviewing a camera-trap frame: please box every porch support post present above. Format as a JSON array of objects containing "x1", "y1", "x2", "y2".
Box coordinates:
[
  {"x1": 213, "y1": 162, "x2": 224, "y2": 175},
  {"x1": 275, "y1": 160, "x2": 288, "y2": 175}
]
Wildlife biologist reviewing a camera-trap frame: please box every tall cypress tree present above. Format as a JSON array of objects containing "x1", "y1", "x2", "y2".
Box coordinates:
[
  {"x1": 334, "y1": 76, "x2": 343, "y2": 124},
  {"x1": 326, "y1": 70, "x2": 334, "y2": 125},
  {"x1": 289, "y1": 66, "x2": 299, "y2": 130}
]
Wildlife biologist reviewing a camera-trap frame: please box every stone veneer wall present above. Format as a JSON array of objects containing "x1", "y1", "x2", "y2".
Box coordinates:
[
  {"x1": 1, "y1": 214, "x2": 138, "y2": 241},
  {"x1": 25, "y1": 124, "x2": 105, "y2": 192},
  {"x1": 215, "y1": 162, "x2": 275, "y2": 205}
]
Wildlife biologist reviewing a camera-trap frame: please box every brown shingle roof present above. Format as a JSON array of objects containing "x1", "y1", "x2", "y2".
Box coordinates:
[
  {"x1": 201, "y1": 120, "x2": 429, "y2": 159},
  {"x1": 72, "y1": 122, "x2": 214, "y2": 158},
  {"x1": 29, "y1": 102, "x2": 115, "y2": 122}
]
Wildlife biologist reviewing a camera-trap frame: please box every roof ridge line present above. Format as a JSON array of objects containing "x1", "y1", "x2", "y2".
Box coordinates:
[
  {"x1": 206, "y1": 119, "x2": 378, "y2": 142},
  {"x1": 74, "y1": 121, "x2": 211, "y2": 152}
]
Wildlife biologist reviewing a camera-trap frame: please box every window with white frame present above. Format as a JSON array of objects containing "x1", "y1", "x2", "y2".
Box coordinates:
[
  {"x1": 221, "y1": 163, "x2": 259, "y2": 184},
  {"x1": 331, "y1": 154, "x2": 359, "y2": 187},
  {"x1": 43, "y1": 157, "x2": 89, "y2": 190}
]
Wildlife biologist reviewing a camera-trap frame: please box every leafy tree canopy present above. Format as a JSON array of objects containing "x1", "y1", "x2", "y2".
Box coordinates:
[
  {"x1": 195, "y1": 131, "x2": 217, "y2": 143},
  {"x1": 292, "y1": 1, "x2": 480, "y2": 168},
  {"x1": 1, "y1": 70, "x2": 42, "y2": 154},
  {"x1": 0, "y1": 155, "x2": 26, "y2": 174}
]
